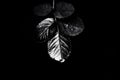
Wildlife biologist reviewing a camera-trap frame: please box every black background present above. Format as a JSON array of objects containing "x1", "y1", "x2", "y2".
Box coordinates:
[{"x1": 5, "y1": 0, "x2": 117, "y2": 79}]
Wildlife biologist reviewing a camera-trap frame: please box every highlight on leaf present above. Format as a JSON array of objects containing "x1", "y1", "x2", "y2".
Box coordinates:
[
  {"x1": 62, "y1": 17, "x2": 85, "y2": 36},
  {"x1": 47, "y1": 32, "x2": 71, "y2": 62},
  {"x1": 37, "y1": 18, "x2": 54, "y2": 41},
  {"x1": 64, "y1": 24, "x2": 84, "y2": 36}
]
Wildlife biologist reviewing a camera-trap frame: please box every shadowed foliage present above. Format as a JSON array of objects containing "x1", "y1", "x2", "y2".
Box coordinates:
[
  {"x1": 56, "y1": 2, "x2": 74, "y2": 18},
  {"x1": 34, "y1": 4, "x2": 52, "y2": 16}
]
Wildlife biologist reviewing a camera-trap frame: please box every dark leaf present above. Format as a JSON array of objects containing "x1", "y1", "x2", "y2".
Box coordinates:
[{"x1": 34, "y1": 4, "x2": 52, "y2": 16}]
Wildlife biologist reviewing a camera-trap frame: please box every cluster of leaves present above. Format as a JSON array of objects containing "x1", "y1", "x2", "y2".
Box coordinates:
[{"x1": 34, "y1": 2, "x2": 84, "y2": 62}]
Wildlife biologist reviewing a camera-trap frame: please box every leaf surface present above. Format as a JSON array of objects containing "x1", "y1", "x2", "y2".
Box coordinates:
[
  {"x1": 48, "y1": 32, "x2": 71, "y2": 62},
  {"x1": 37, "y1": 18, "x2": 54, "y2": 41}
]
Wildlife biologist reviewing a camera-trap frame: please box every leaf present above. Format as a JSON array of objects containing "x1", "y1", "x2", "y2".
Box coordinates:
[
  {"x1": 47, "y1": 32, "x2": 71, "y2": 62},
  {"x1": 64, "y1": 24, "x2": 84, "y2": 36},
  {"x1": 60, "y1": 17, "x2": 85, "y2": 36},
  {"x1": 56, "y1": 2, "x2": 74, "y2": 18},
  {"x1": 37, "y1": 18, "x2": 54, "y2": 41},
  {"x1": 34, "y1": 4, "x2": 52, "y2": 16}
]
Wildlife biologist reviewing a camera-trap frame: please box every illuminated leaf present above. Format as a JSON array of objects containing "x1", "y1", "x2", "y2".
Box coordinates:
[
  {"x1": 48, "y1": 32, "x2": 71, "y2": 62},
  {"x1": 37, "y1": 18, "x2": 54, "y2": 41}
]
